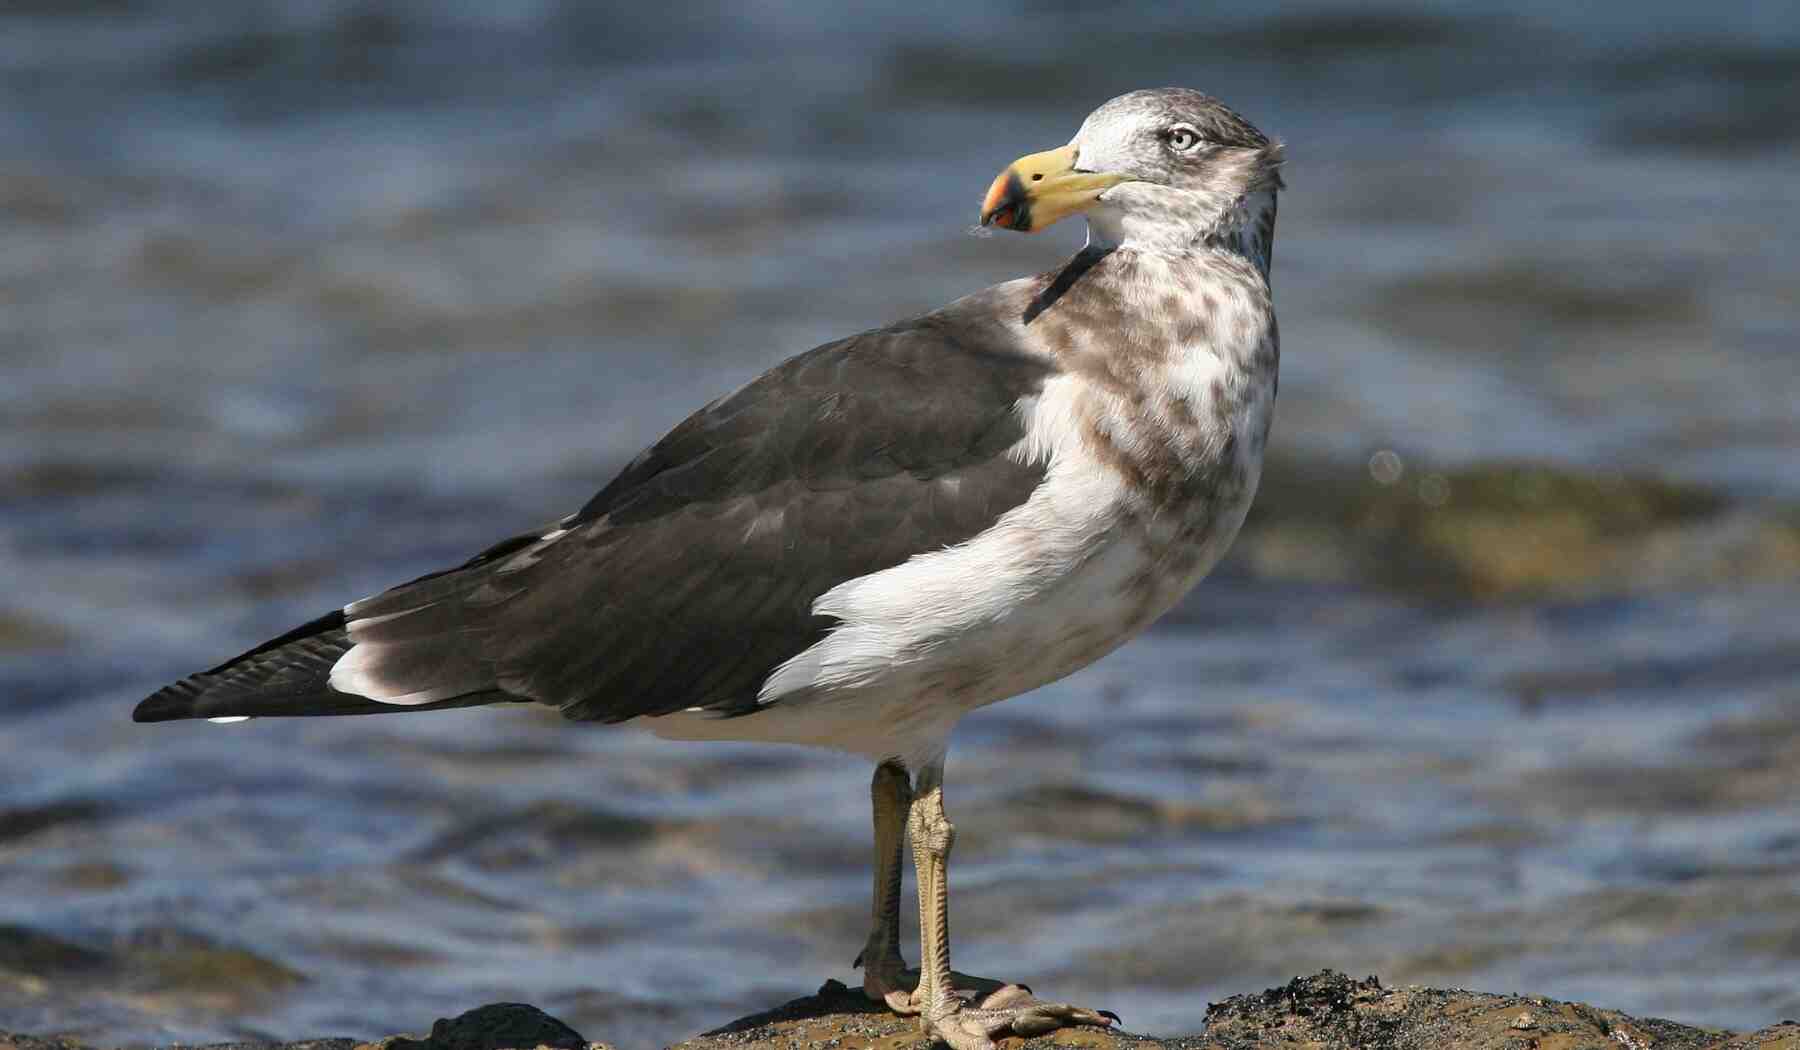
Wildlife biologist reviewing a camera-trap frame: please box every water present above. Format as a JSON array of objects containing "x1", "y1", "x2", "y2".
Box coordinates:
[{"x1": 3, "y1": 2, "x2": 1798, "y2": 1047}]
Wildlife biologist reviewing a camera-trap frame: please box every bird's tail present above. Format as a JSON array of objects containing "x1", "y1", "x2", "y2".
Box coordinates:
[{"x1": 132, "y1": 610, "x2": 506, "y2": 722}]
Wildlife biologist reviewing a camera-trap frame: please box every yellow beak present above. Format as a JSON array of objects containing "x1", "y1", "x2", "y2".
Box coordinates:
[{"x1": 978, "y1": 144, "x2": 1127, "y2": 233}]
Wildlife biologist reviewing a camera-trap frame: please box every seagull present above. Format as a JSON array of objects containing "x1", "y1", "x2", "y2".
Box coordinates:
[{"x1": 135, "y1": 87, "x2": 1284, "y2": 1050}]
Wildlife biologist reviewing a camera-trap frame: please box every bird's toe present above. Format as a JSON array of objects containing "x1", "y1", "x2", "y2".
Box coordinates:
[{"x1": 920, "y1": 983, "x2": 1116, "y2": 1049}]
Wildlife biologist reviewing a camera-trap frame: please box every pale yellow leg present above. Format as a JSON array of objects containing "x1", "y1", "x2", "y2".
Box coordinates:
[
  {"x1": 903, "y1": 763, "x2": 1117, "y2": 1050},
  {"x1": 856, "y1": 760, "x2": 915, "y2": 1012},
  {"x1": 909, "y1": 774, "x2": 955, "y2": 1022}
]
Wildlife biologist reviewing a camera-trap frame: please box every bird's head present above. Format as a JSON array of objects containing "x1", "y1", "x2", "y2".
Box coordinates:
[{"x1": 980, "y1": 88, "x2": 1284, "y2": 257}]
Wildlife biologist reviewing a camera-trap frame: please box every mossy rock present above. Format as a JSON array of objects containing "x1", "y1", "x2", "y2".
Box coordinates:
[{"x1": 1242, "y1": 455, "x2": 1800, "y2": 599}]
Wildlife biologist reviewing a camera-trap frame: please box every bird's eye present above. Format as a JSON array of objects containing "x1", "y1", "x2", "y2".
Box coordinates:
[{"x1": 1164, "y1": 126, "x2": 1201, "y2": 153}]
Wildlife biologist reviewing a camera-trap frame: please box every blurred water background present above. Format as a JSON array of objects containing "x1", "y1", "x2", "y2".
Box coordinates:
[{"x1": 3, "y1": 1, "x2": 1798, "y2": 1046}]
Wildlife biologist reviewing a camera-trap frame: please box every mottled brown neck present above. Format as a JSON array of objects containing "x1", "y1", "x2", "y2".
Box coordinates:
[
  {"x1": 1023, "y1": 245, "x2": 1114, "y2": 326},
  {"x1": 1207, "y1": 189, "x2": 1278, "y2": 282}
]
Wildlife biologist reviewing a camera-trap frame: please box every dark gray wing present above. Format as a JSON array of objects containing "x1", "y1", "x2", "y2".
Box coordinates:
[
  {"x1": 135, "y1": 531, "x2": 558, "y2": 721},
  {"x1": 341, "y1": 314, "x2": 1053, "y2": 722}
]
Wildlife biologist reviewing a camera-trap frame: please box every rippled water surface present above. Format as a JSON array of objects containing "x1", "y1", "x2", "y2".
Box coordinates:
[{"x1": 4, "y1": 2, "x2": 1798, "y2": 1047}]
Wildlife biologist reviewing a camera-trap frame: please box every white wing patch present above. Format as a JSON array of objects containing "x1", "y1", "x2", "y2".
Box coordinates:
[
  {"x1": 757, "y1": 374, "x2": 1129, "y2": 709},
  {"x1": 327, "y1": 636, "x2": 471, "y2": 705},
  {"x1": 331, "y1": 520, "x2": 580, "y2": 705}
]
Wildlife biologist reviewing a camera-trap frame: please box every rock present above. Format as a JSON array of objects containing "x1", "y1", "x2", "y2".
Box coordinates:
[
  {"x1": 667, "y1": 972, "x2": 1800, "y2": 1050},
  {"x1": 360, "y1": 1003, "x2": 609, "y2": 1050},
  {"x1": 1198, "y1": 971, "x2": 1800, "y2": 1049},
  {"x1": 0, "y1": 1003, "x2": 608, "y2": 1050},
  {"x1": 0, "y1": 1035, "x2": 104, "y2": 1050},
  {"x1": 0, "y1": 1039, "x2": 358, "y2": 1050},
  {"x1": 3, "y1": 973, "x2": 1797, "y2": 1050}
]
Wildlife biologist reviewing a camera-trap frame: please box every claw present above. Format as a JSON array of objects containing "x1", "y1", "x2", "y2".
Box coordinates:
[
  {"x1": 852, "y1": 950, "x2": 864, "y2": 968},
  {"x1": 1099, "y1": 1009, "x2": 1122, "y2": 1025}
]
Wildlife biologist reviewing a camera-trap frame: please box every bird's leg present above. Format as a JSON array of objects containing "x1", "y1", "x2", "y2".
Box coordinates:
[
  {"x1": 905, "y1": 762, "x2": 1117, "y2": 1050},
  {"x1": 855, "y1": 759, "x2": 915, "y2": 1011},
  {"x1": 855, "y1": 760, "x2": 1008, "y2": 1016},
  {"x1": 908, "y1": 766, "x2": 959, "y2": 1022}
]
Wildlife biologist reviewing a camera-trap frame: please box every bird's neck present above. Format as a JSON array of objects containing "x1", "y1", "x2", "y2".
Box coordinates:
[
  {"x1": 1099, "y1": 241, "x2": 1278, "y2": 396},
  {"x1": 1206, "y1": 189, "x2": 1278, "y2": 282},
  {"x1": 1086, "y1": 188, "x2": 1279, "y2": 282}
]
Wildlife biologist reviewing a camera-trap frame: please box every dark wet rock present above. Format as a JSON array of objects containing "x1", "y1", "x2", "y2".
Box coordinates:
[
  {"x1": 665, "y1": 972, "x2": 1800, "y2": 1049},
  {"x1": 0, "y1": 1036, "x2": 117, "y2": 1050},
  {"x1": 98, "y1": 1042, "x2": 359, "y2": 1050},
  {"x1": 669, "y1": 979, "x2": 948, "y2": 1050},
  {"x1": 1237, "y1": 454, "x2": 1800, "y2": 600},
  {"x1": 1191, "y1": 971, "x2": 1800, "y2": 1050},
  {"x1": 0, "y1": 1003, "x2": 604, "y2": 1050},
  {"x1": 365, "y1": 1002, "x2": 598, "y2": 1050}
]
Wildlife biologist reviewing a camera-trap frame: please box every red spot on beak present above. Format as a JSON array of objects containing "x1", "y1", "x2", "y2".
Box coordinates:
[{"x1": 979, "y1": 170, "x2": 1025, "y2": 229}]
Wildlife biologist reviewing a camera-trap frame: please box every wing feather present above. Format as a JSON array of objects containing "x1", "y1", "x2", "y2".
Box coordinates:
[{"x1": 325, "y1": 315, "x2": 1054, "y2": 721}]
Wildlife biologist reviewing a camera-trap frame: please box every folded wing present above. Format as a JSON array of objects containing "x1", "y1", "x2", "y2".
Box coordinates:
[{"x1": 136, "y1": 315, "x2": 1052, "y2": 724}]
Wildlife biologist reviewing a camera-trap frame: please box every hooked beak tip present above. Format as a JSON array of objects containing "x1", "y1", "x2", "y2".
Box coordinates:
[{"x1": 979, "y1": 170, "x2": 1028, "y2": 231}]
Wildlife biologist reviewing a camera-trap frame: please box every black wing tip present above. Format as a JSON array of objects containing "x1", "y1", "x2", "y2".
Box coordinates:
[
  {"x1": 133, "y1": 684, "x2": 198, "y2": 723},
  {"x1": 131, "y1": 678, "x2": 526, "y2": 722},
  {"x1": 131, "y1": 607, "x2": 351, "y2": 724}
]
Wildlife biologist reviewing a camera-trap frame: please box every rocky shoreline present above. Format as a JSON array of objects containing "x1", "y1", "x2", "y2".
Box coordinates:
[{"x1": 5, "y1": 972, "x2": 1796, "y2": 1050}]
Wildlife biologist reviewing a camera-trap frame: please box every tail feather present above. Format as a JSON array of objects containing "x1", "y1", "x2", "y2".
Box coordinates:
[{"x1": 133, "y1": 610, "x2": 515, "y2": 722}]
